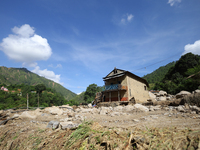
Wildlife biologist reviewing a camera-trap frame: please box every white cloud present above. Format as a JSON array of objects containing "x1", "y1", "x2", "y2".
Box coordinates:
[
  {"x1": 48, "y1": 64, "x2": 62, "y2": 68},
  {"x1": 168, "y1": 0, "x2": 181, "y2": 6},
  {"x1": 32, "y1": 66, "x2": 62, "y2": 84},
  {"x1": 127, "y1": 14, "x2": 134, "y2": 22},
  {"x1": 120, "y1": 13, "x2": 134, "y2": 24},
  {"x1": 0, "y1": 24, "x2": 52, "y2": 66},
  {"x1": 77, "y1": 92, "x2": 83, "y2": 95},
  {"x1": 183, "y1": 40, "x2": 200, "y2": 55}
]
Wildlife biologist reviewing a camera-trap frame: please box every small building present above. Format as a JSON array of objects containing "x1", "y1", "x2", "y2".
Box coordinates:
[{"x1": 102, "y1": 68, "x2": 150, "y2": 103}]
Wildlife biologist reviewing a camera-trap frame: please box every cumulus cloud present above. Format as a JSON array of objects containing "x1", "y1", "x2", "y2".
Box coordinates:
[
  {"x1": 121, "y1": 13, "x2": 134, "y2": 24},
  {"x1": 32, "y1": 66, "x2": 62, "y2": 84},
  {"x1": 0, "y1": 24, "x2": 52, "y2": 66},
  {"x1": 183, "y1": 40, "x2": 200, "y2": 55},
  {"x1": 168, "y1": 0, "x2": 181, "y2": 6}
]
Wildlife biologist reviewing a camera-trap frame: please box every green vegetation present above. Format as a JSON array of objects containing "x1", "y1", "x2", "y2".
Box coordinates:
[
  {"x1": 83, "y1": 84, "x2": 103, "y2": 103},
  {"x1": 143, "y1": 53, "x2": 200, "y2": 94},
  {"x1": 66, "y1": 92, "x2": 85, "y2": 106},
  {"x1": 0, "y1": 83, "x2": 67, "y2": 109},
  {"x1": 0, "y1": 66, "x2": 76, "y2": 100},
  {"x1": 143, "y1": 62, "x2": 175, "y2": 84}
]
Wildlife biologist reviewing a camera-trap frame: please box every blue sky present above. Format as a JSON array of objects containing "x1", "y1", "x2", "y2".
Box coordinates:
[{"x1": 0, "y1": 0, "x2": 200, "y2": 94}]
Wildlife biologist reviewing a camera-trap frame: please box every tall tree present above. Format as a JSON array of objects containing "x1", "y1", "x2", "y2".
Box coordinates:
[{"x1": 84, "y1": 84, "x2": 102, "y2": 103}]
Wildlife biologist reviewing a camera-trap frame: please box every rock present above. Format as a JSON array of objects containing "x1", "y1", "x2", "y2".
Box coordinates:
[
  {"x1": 60, "y1": 122, "x2": 79, "y2": 130},
  {"x1": 20, "y1": 111, "x2": 41, "y2": 119},
  {"x1": 133, "y1": 104, "x2": 149, "y2": 112},
  {"x1": 159, "y1": 90, "x2": 167, "y2": 96},
  {"x1": 0, "y1": 110, "x2": 3, "y2": 114},
  {"x1": 91, "y1": 108, "x2": 100, "y2": 114},
  {"x1": 88, "y1": 103, "x2": 92, "y2": 108},
  {"x1": 190, "y1": 106, "x2": 200, "y2": 112},
  {"x1": 44, "y1": 106, "x2": 63, "y2": 115},
  {"x1": 177, "y1": 105, "x2": 185, "y2": 112},
  {"x1": 194, "y1": 89, "x2": 200, "y2": 93},
  {"x1": 123, "y1": 105, "x2": 135, "y2": 112},
  {"x1": 110, "y1": 112, "x2": 120, "y2": 117},
  {"x1": 67, "y1": 112, "x2": 75, "y2": 118},
  {"x1": 100, "y1": 109, "x2": 108, "y2": 115},
  {"x1": 47, "y1": 121, "x2": 60, "y2": 129},
  {"x1": 149, "y1": 91, "x2": 156, "y2": 99},
  {"x1": 132, "y1": 119, "x2": 140, "y2": 122},
  {"x1": 157, "y1": 96, "x2": 166, "y2": 101},
  {"x1": 75, "y1": 115, "x2": 84, "y2": 121},
  {"x1": 13, "y1": 114, "x2": 20, "y2": 118},
  {"x1": 60, "y1": 117, "x2": 73, "y2": 122},
  {"x1": 114, "y1": 106, "x2": 124, "y2": 112},
  {"x1": 176, "y1": 91, "x2": 191, "y2": 99},
  {"x1": 80, "y1": 108, "x2": 92, "y2": 113}
]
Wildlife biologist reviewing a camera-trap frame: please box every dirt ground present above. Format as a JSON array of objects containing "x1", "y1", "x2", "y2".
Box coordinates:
[{"x1": 0, "y1": 107, "x2": 200, "y2": 150}]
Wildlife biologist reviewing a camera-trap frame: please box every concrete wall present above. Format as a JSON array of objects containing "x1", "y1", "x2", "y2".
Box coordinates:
[{"x1": 126, "y1": 75, "x2": 150, "y2": 103}]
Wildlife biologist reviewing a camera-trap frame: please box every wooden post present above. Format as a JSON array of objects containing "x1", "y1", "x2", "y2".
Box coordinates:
[
  {"x1": 109, "y1": 92, "x2": 111, "y2": 102},
  {"x1": 27, "y1": 93, "x2": 29, "y2": 110},
  {"x1": 38, "y1": 93, "x2": 39, "y2": 108},
  {"x1": 118, "y1": 90, "x2": 120, "y2": 101}
]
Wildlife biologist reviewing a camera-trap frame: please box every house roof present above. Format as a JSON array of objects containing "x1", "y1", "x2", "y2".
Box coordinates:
[{"x1": 103, "y1": 68, "x2": 149, "y2": 87}]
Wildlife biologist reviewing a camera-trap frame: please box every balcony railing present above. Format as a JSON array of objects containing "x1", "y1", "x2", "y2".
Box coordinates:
[{"x1": 104, "y1": 84, "x2": 127, "y2": 91}]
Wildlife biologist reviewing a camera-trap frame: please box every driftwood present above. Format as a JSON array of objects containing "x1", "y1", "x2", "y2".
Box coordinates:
[
  {"x1": 0, "y1": 116, "x2": 19, "y2": 125},
  {"x1": 0, "y1": 115, "x2": 8, "y2": 120}
]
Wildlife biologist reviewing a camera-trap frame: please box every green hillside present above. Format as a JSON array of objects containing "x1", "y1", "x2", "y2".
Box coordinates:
[
  {"x1": 0, "y1": 66, "x2": 76, "y2": 100},
  {"x1": 146, "y1": 53, "x2": 200, "y2": 94},
  {"x1": 143, "y1": 62, "x2": 176, "y2": 84}
]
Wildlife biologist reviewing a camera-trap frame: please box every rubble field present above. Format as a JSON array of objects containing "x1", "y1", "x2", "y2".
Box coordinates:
[{"x1": 0, "y1": 102, "x2": 200, "y2": 150}]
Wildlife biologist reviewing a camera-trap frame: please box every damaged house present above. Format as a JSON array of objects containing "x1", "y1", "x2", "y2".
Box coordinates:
[{"x1": 101, "y1": 68, "x2": 150, "y2": 104}]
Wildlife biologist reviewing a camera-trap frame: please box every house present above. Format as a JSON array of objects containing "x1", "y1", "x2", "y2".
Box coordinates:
[
  {"x1": 102, "y1": 68, "x2": 150, "y2": 104},
  {"x1": 1, "y1": 86, "x2": 8, "y2": 92}
]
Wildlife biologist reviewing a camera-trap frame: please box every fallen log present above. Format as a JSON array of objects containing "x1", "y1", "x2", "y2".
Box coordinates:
[{"x1": 0, "y1": 116, "x2": 19, "y2": 125}]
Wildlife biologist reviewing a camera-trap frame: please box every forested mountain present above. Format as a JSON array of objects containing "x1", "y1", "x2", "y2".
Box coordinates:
[
  {"x1": 145, "y1": 53, "x2": 200, "y2": 94},
  {"x1": 143, "y1": 62, "x2": 175, "y2": 84},
  {"x1": 0, "y1": 66, "x2": 76, "y2": 100}
]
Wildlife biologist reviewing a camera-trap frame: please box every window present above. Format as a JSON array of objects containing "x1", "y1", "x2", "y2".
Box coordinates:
[{"x1": 144, "y1": 86, "x2": 147, "y2": 91}]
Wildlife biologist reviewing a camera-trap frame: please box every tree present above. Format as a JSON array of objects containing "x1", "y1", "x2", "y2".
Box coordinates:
[
  {"x1": 35, "y1": 84, "x2": 46, "y2": 95},
  {"x1": 83, "y1": 84, "x2": 102, "y2": 103}
]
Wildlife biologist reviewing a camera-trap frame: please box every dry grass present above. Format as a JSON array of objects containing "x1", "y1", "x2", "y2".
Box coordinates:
[{"x1": 0, "y1": 119, "x2": 200, "y2": 150}]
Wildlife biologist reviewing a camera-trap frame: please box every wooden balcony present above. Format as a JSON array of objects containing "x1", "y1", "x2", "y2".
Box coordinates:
[{"x1": 104, "y1": 84, "x2": 127, "y2": 91}]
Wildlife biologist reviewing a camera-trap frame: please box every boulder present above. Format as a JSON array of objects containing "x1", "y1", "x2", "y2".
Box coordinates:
[
  {"x1": 47, "y1": 121, "x2": 60, "y2": 129},
  {"x1": 133, "y1": 104, "x2": 149, "y2": 112},
  {"x1": 60, "y1": 122, "x2": 79, "y2": 130},
  {"x1": 159, "y1": 90, "x2": 167, "y2": 96},
  {"x1": 176, "y1": 91, "x2": 191, "y2": 99},
  {"x1": 44, "y1": 106, "x2": 63, "y2": 115},
  {"x1": 88, "y1": 103, "x2": 92, "y2": 108},
  {"x1": 194, "y1": 89, "x2": 200, "y2": 93},
  {"x1": 157, "y1": 96, "x2": 166, "y2": 101},
  {"x1": 149, "y1": 91, "x2": 156, "y2": 99},
  {"x1": 177, "y1": 105, "x2": 185, "y2": 112},
  {"x1": 20, "y1": 110, "x2": 42, "y2": 119}
]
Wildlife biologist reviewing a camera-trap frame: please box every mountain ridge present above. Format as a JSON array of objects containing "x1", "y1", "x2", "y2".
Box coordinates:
[{"x1": 0, "y1": 66, "x2": 76, "y2": 100}]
